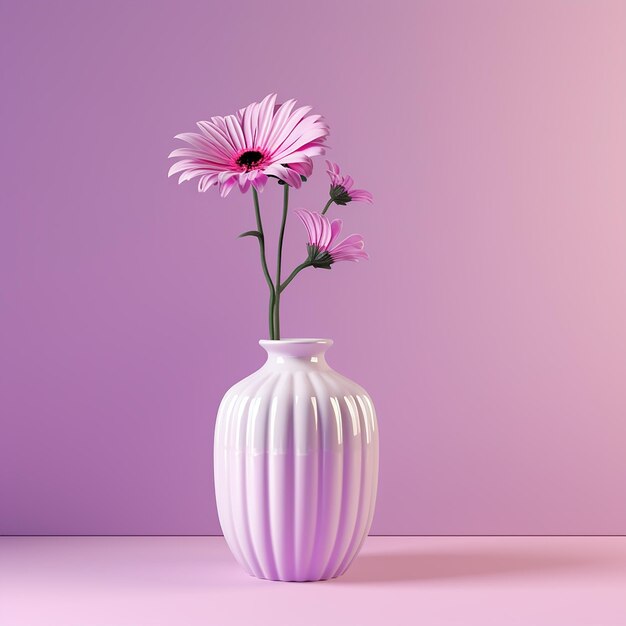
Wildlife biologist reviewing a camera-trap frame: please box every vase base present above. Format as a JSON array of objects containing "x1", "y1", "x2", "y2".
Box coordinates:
[{"x1": 246, "y1": 569, "x2": 348, "y2": 583}]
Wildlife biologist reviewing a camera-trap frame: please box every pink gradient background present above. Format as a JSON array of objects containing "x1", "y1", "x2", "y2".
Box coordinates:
[{"x1": 2, "y1": 0, "x2": 626, "y2": 535}]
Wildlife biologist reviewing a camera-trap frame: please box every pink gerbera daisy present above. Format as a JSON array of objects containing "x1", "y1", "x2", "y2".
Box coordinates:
[
  {"x1": 296, "y1": 209, "x2": 368, "y2": 269},
  {"x1": 168, "y1": 94, "x2": 329, "y2": 197},
  {"x1": 326, "y1": 161, "x2": 373, "y2": 205}
]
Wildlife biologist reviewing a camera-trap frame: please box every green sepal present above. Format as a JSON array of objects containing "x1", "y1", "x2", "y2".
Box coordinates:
[
  {"x1": 307, "y1": 244, "x2": 334, "y2": 269},
  {"x1": 329, "y1": 184, "x2": 352, "y2": 206}
]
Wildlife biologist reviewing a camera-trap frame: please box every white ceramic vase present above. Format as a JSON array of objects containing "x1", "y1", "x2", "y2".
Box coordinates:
[{"x1": 213, "y1": 339, "x2": 379, "y2": 582}]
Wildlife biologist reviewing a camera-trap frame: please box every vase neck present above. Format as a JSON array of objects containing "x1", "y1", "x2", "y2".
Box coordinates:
[{"x1": 259, "y1": 339, "x2": 332, "y2": 369}]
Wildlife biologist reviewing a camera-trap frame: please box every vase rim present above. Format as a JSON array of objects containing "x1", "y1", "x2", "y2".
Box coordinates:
[
  {"x1": 259, "y1": 338, "x2": 333, "y2": 360},
  {"x1": 259, "y1": 338, "x2": 332, "y2": 345}
]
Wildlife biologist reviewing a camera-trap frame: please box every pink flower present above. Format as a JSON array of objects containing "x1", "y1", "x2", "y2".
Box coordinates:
[
  {"x1": 168, "y1": 94, "x2": 330, "y2": 197},
  {"x1": 326, "y1": 161, "x2": 373, "y2": 205},
  {"x1": 296, "y1": 209, "x2": 368, "y2": 269}
]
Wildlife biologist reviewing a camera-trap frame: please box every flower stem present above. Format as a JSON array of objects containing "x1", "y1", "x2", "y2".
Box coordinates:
[
  {"x1": 280, "y1": 261, "x2": 311, "y2": 293},
  {"x1": 321, "y1": 198, "x2": 334, "y2": 215},
  {"x1": 273, "y1": 184, "x2": 290, "y2": 339},
  {"x1": 252, "y1": 188, "x2": 276, "y2": 339}
]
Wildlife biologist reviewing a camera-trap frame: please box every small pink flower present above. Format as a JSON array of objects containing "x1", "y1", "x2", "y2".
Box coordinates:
[
  {"x1": 326, "y1": 161, "x2": 373, "y2": 205},
  {"x1": 296, "y1": 209, "x2": 368, "y2": 269},
  {"x1": 168, "y1": 94, "x2": 329, "y2": 197}
]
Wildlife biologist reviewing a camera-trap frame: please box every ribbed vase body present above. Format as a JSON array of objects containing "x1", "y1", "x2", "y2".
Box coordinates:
[{"x1": 214, "y1": 339, "x2": 379, "y2": 582}]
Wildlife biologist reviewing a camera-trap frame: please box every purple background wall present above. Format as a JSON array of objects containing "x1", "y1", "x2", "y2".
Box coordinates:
[{"x1": 2, "y1": 0, "x2": 626, "y2": 535}]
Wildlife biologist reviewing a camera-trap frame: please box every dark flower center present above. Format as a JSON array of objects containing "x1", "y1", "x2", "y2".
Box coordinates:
[{"x1": 236, "y1": 150, "x2": 265, "y2": 171}]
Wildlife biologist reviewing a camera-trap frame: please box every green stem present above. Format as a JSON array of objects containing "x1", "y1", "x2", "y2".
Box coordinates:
[
  {"x1": 321, "y1": 198, "x2": 334, "y2": 215},
  {"x1": 273, "y1": 184, "x2": 290, "y2": 339},
  {"x1": 280, "y1": 261, "x2": 311, "y2": 294},
  {"x1": 252, "y1": 188, "x2": 276, "y2": 339}
]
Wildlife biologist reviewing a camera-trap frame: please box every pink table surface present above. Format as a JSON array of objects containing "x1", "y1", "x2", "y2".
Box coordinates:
[{"x1": 1, "y1": 536, "x2": 625, "y2": 626}]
